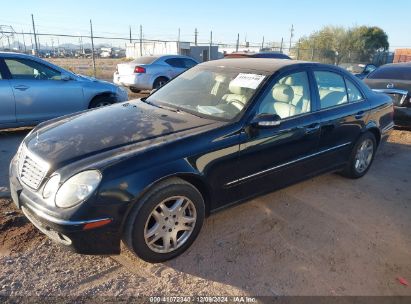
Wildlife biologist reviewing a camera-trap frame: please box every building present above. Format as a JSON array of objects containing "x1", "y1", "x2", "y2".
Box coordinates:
[{"x1": 125, "y1": 41, "x2": 218, "y2": 62}]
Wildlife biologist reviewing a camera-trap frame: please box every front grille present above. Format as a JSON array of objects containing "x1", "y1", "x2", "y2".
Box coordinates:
[{"x1": 18, "y1": 145, "x2": 49, "y2": 190}]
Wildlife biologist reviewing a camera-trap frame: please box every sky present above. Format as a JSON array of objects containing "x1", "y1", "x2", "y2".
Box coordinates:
[{"x1": 1, "y1": 0, "x2": 410, "y2": 49}]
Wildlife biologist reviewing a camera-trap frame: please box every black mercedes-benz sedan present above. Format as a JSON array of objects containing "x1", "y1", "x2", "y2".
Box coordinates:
[
  {"x1": 365, "y1": 62, "x2": 411, "y2": 127},
  {"x1": 10, "y1": 59, "x2": 394, "y2": 262}
]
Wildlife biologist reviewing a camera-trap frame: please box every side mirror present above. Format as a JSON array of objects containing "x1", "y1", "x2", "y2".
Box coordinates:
[
  {"x1": 150, "y1": 88, "x2": 157, "y2": 95},
  {"x1": 251, "y1": 114, "x2": 282, "y2": 128},
  {"x1": 61, "y1": 73, "x2": 72, "y2": 81}
]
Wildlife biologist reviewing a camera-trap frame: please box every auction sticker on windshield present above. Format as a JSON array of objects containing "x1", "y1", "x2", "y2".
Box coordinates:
[{"x1": 230, "y1": 73, "x2": 266, "y2": 89}]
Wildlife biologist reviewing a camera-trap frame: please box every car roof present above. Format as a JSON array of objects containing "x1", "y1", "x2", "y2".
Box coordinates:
[
  {"x1": 200, "y1": 58, "x2": 313, "y2": 73},
  {"x1": 0, "y1": 51, "x2": 36, "y2": 59}
]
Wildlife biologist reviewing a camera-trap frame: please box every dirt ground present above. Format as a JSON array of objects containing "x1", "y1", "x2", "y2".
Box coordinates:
[
  {"x1": 47, "y1": 58, "x2": 127, "y2": 80},
  {"x1": 0, "y1": 130, "x2": 410, "y2": 297}
]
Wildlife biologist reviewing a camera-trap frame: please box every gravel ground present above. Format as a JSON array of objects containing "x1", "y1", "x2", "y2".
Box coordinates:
[{"x1": 0, "y1": 130, "x2": 410, "y2": 297}]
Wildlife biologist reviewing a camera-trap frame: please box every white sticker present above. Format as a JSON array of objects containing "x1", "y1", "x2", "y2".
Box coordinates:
[{"x1": 230, "y1": 73, "x2": 266, "y2": 89}]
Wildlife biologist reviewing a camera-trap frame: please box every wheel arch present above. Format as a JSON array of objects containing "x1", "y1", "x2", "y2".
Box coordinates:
[
  {"x1": 119, "y1": 172, "x2": 213, "y2": 234},
  {"x1": 364, "y1": 122, "x2": 381, "y2": 146},
  {"x1": 88, "y1": 92, "x2": 117, "y2": 108},
  {"x1": 150, "y1": 75, "x2": 169, "y2": 87}
]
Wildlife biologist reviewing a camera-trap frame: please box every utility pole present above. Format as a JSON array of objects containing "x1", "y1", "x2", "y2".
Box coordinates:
[
  {"x1": 177, "y1": 28, "x2": 181, "y2": 55},
  {"x1": 129, "y1": 26, "x2": 132, "y2": 43},
  {"x1": 280, "y1": 37, "x2": 284, "y2": 53},
  {"x1": 139, "y1": 24, "x2": 143, "y2": 56},
  {"x1": 22, "y1": 30, "x2": 27, "y2": 53},
  {"x1": 289, "y1": 24, "x2": 294, "y2": 52},
  {"x1": 31, "y1": 14, "x2": 39, "y2": 56},
  {"x1": 261, "y1": 36, "x2": 265, "y2": 50},
  {"x1": 209, "y1": 30, "x2": 213, "y2": 61},
  {"x1": 236, "y1": 33, "x2": 239, "y2": 52},
  {"x1": 194, "y1": 28, "x2": 198, "y2": 46},
  {"x1": 89, "y1": 19, "x2": 96, "y2": 77}
]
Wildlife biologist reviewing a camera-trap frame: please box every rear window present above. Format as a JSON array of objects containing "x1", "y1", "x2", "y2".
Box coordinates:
[
  {"x1": 367, "y1": 66, "x2": 411, "y2": 80},
  {"x1": 131, "y1": 56, "x2": 159, "y2": 65}
]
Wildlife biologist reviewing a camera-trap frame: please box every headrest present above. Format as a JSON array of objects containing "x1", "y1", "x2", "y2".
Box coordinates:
[
  {"x1": 281, "y1": 76, "x2": 295, "y2": 86},
  {"x1": 229, "y1": 82, "x2": 245, "y2": 95},
  {"x1": 272, "y1": 84, "x2": 294, "y2": 103}
]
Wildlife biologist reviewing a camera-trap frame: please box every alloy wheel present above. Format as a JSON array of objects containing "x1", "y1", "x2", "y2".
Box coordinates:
[
  {"x1": 144, "y1": 196, "x2": 197, "y2": 253},
  {"x1": 354, "y1": 138, "x2": 374, "y2": 173}
]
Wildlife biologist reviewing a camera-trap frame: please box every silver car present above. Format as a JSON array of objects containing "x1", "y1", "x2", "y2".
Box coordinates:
[
  {"x1": 0, "y1": 52, "x2": 128, "y2": 129},
  {"x1": 113, "y1": 55, "x2": 198, "y2": 93}
]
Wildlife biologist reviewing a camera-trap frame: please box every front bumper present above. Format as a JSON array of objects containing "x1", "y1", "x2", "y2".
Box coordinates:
[{"x1": 9, "y1": 158, "x2": 121, "y2": 255}]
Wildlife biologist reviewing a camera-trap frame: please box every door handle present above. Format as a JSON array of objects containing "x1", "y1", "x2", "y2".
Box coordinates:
[
  {"x1": 355, "y1": 111, "x2": 365, "y2": 119},
  {"x1": 14, "y1": 85, "x2": 29, "y2": 91},
  {"x1": 305, "y1": 123, "x2": 320, "y2": 134}
]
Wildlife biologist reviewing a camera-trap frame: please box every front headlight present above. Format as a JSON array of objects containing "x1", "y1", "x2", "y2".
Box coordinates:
[{"x1": 55, "y1": 170, "x2": 102, "y2": 208}]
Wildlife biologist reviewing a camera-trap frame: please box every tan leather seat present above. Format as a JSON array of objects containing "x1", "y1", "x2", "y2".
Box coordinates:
[
  {"x1": 259, "y1": 84, "x2": 296, "y2": 118},
  {"x1": 319, "y1": 89, "x2": 347, "y2": 108},
  {"x1": 211, "y1": 75, "x2": 229, "y2": 96},
  {"x1": 222, "y1": 82, "x2": 250, "y2": 111},
  {"x1": 281, "y1": 75, "x2": 310, "y2": 113}
]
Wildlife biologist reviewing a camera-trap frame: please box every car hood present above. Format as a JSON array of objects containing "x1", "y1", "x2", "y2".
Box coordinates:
[
  {"x1": 76, "y1": 74, "x2": 113, "y2": 85},
  {"x1": 25, "y1": 100, "x2": 217, "y2": 168}
]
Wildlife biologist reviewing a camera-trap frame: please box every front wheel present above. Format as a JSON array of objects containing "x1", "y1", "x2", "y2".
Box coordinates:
[
  {"x1": 123, "y1": 178, "x2": 205, "y2": 263},
  {"x1": 341, "y1": 132, "x2": 377, "y2": 179}
]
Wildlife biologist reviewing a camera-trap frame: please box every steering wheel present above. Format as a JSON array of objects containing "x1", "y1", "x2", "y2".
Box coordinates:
[{"x1": 226, "y1": 99, "x2": 244, "y2": 111}]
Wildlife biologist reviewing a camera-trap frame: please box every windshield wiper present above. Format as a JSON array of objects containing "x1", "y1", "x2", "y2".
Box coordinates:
[{"x1": 141, "y1": 98, "x2": 179, "y2": 113}]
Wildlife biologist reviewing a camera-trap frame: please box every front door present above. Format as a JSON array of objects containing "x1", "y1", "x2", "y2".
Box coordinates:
[
  {"x1": 231, "y1": 70, "x2": 321, "y2": 200},
  {"x1": 4, "y1": 57, "x2": 84, "y2": 123}
]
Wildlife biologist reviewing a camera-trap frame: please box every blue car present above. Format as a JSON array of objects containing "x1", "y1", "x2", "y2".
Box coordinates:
[{"x1": 0, "y1": 52, "x2": 128, "y2": 129}]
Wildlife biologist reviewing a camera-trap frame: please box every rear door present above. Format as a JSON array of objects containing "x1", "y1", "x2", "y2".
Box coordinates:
[
  {"x1": 4, "y1": 57, "x2": 84, "y2": 122},
  {"x1": 313, "y1": 69, "x2": 369, "y2": 167},
  {"x1": 0, "y1": 59, "x2": 16, "y2": 124},
  {"x1": 164, "y1": 58, "x2": 187, "y2": 78}
]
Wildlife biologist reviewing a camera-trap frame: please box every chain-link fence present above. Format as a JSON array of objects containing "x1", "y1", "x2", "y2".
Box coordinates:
[{"x1": 0, "y1": 25, "x2": 394, "y2": 79}]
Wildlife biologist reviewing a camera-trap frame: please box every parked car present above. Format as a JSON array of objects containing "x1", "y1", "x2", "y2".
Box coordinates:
[
  {"x1": 0, "y1": 52, "x2": 128, "y2": 129},
  {"x1": 225, "y1": 51, "x2": 291, "y2": 60},
  {"x1": 113, "y1": 55, "x2": 198, "y2": 93},
  {"x1": 339, "y1": 63, "x2": 377, "y2": 79},
  {"x1": 365, "y1": 63, "x2": 411, "y2": 127},
  {"x1": 10, "y1": 59, "x2": 393, "y2": 262}
]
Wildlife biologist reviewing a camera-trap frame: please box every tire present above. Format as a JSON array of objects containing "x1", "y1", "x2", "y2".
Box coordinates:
[
  {"x1": 123, "y1": 178, "x2": 205, "y2": 263},
  {"x1": 341, "y1": 132, "x2": 377, "y2": 179},
  {"x1": 129, "y1": 87, "x2": 141, "y2": 93},
  {"x1": 89, "y1": 95, "x2": 116, "y2": 108},
  {"x1": 153, "y1": 77, "x2": 169, "y2": 90}
]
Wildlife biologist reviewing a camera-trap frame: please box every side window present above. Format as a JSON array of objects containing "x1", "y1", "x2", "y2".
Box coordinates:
[
  {"x1": 165, "y1": 58, "x2": 185, "y2": 68},
  {"x1": 183, "y1": 58, "x2": 197, "y2": 68},
  {"x1": 5, "y1": 58, "x2": 61, "y2": 80},
  {"x1": 258, "y1": 71, "x2": 311, "y2": 119},
  {"x1": 314, "y1": 71, "x2": 348, "y2": 109},
  {"x1": 345, "y1": 79, "x2": 364, "y2": 102}
]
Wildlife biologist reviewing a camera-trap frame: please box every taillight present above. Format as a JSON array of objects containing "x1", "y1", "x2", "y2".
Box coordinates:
[{"x1": 134, "y1": 66, "x2": 146, "y2": 73}]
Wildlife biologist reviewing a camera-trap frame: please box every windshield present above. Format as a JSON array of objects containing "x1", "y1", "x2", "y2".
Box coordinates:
[{"x1": 146, "y1": 66, "x2": 268, "y2": 120}]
